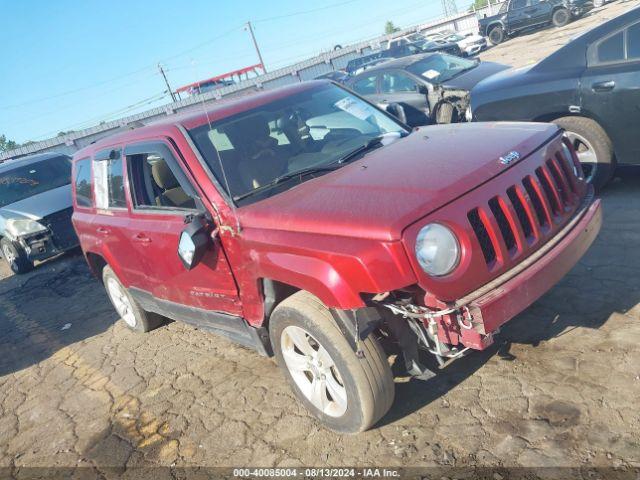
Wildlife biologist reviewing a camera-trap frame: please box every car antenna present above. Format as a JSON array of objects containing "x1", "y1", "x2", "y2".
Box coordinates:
[{"x1": 196, "y1": 86, "x2": 242, "y2": 236}]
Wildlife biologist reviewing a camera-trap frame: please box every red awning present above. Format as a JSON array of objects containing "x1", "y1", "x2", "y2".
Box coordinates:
[{"x1": 176, "y1": 63, "x2": 264, "y2": 93}]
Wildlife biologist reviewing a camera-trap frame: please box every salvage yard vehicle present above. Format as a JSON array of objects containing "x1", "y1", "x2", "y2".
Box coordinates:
[
  {"x1": 479, "y1": 0, "x2": 594, "y2": 45},
  {"x1": 346, "y1": 53, "x2": 509, "y2": 125},
  {"x1": 72, "y1": 80, "x2": 602, "y2": 433},
  {"x1": 442, "y1": 31, "x2": 488, "y2": 56},
  {"x1": 385, "y1": 37, "x2": 463, "y2": 56},
  {"x1": 471, "y1": 6, "x2": 640, "y2": 190},
  {"x1": 0, "y1": 153, "x2": 78, "y2": 274}
]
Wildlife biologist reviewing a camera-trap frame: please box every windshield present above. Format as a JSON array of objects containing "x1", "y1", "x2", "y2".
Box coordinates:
[
  {"x1": 0, "y1": 157, "x2": 71, "y2": 208},
  {"x1": 407, "y1": 54, "x2": 477, "y2": 83},
  {"x1": 188, "y1": 84, "x2": 407, "y2": 206}
]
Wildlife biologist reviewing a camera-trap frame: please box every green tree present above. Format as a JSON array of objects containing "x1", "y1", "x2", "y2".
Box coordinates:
[
  {"x1": 0, "y1": 135, "x2": 18, "y2": 153},
  {"x1": 385, "y1": 21, "x2": 400, "y2": 34}
]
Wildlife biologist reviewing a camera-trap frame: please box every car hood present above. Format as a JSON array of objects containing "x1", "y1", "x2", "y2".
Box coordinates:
[
  {"x1": 0, "y1": 184, "x2": 72, "y2": 221},
  {"x1": 441, "y1": 61, "x2": 511, "y2": 91},
  {"x1": 459, "y1": 34, "x2": 485, "y2": 46},
  {"x1": 238, "y1": 122, "x2": 559, "y2": 241}
]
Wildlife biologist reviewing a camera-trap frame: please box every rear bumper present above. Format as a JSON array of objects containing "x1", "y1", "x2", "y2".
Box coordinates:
[{"x1": 459, "y1": 196, "x2": 602, "y2": 348}]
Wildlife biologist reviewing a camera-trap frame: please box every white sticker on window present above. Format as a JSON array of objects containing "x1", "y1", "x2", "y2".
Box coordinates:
[
  {"x1": 93, "y1": 161, "x2": 109, "y2": 209},
  {"x1": 422, "y1": 69, "x2": 441, "y2": 80},
  {"x1": 334, "y1": 97, "x2": 375, "y2": 121}
]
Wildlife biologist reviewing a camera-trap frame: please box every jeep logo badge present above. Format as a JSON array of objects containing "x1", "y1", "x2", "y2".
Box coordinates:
[{"x1": 500, "y1": 151, "x2": 520, "y2": 165}]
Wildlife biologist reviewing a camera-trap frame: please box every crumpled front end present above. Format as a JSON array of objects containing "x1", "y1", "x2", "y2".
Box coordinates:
[{"x1": 379, "y1": 132, "x2": 601, "y2": 356}]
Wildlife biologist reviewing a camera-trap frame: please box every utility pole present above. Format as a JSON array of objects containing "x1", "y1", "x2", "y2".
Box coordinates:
[
  {"x1": 441, "y1": 0, "x2": 459, "y2": 17},
  {"x1": 245, "y1": 21, "x2": 267, "y2": 73},
  {"x1": 158, "y1": 63, "x2": 177, "y2": 102}
]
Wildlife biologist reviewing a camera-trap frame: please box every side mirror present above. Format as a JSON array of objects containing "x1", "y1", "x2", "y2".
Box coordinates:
[
  {"x1": 178, "y1": 215, "x2": 210, "y2": 270},
  {"x1": 417, "y1": 84, "x2": 429, "y2": 95},
  {"x1": 386, "y1": 103, "x2": 408, "y2": 125}
]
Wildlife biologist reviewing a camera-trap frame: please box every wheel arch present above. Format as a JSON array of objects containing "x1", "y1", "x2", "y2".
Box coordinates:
[
  {"x1": 533, "y1": 111, "x2": 618, "y2": 160},
  {"x1": 487, "y1": 21, "x2": 504, "y2": 34}
]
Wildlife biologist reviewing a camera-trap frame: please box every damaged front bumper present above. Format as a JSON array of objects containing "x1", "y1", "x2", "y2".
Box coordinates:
[
  {"x1": 16, "y1": 230, "x2": 75, "y2": 261},
  {"x1": 378, "y1": 194, "x2": 601, "y2": 355},
  {"x1": 432, "y1": 195, "x2": 602, "y2": 351}
]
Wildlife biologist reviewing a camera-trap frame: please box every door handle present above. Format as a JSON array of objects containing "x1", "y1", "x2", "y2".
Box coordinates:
[
  {"x1": 592, "y1": 80, "x2": 615, "y2": 92},
  {"x1": 96, "y1": 227, "x2": 110, "y2": 235},
  {"x1": 132, "y1": 233, "x2": 152, "y2": 244}
]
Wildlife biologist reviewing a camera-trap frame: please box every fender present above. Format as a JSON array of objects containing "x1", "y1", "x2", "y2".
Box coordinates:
[{"x1": 258, "y1": 252, "x2": 365, "y2": 310}]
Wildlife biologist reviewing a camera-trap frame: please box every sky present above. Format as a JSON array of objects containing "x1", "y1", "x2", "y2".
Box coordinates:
[{"x1": 0, "y1": 0, "x2": 450, "y2": 144}]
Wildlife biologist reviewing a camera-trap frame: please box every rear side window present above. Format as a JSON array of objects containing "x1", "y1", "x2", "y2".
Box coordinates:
[
  {"x1": 381, "y1": 72, "x2": 418, "y2": 93},
  {"x1": 628, "y1": 22, "x2": 640, "y2": 59},
  {"x1": 94, "y1": 149, "x2": 127, "y2": 209},
  {"x1": 352, "y1": 75, "x2": 377, "y2": 95},
  {"x1": 598, "y1": 31, "x2": 624, "y2": 63},
  {"x1": 74, "y1": 158, "x2": 93, "y2": 207}
]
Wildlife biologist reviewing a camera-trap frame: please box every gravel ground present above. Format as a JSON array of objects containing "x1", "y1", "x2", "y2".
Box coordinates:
[{"x1": 1, "y1": 3, "x2": 639, "y2": 477}]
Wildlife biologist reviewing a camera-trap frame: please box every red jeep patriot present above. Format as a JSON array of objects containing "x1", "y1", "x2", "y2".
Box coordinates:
[{"x1": 71, "y1": 81, "x2": 602, "y2": 433}]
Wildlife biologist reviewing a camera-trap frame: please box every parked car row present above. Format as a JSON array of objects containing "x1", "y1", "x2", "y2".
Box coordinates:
[{"x1": 472, "y1": 5, "x2": 640, "y2": 190}]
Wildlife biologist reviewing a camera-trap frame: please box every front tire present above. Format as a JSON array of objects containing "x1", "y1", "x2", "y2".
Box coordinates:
[
  {"x1": 1, "y1": 238, "x2": 33, "y2": 274},
  {"x1": 270, "y1": 291, "x2": 395, "y2": 433},
  {"x1": 488, "y1": 26, "x2": 505, "y2": 45},
  {"x1": 552, "y1": 8, "x2": 571, "y2": 27},
  {"x1": 435, "y1": 102, "x2": 459, "y2": 124},
  {"x1": 102, "y1": 266, "x2": 164, "y2": 333},
  {"x1": 552, "y1": 116, "x2": 614, "y2": 191}
]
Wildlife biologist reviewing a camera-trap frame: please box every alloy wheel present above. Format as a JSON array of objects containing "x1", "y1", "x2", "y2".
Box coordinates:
[
  {"x1": 280, "y1": 325, "x2": 348, "y2": 417},
  {"x1": 106, "y1": 278, "x2": 137, "y2": 327},
  {"x1": 565, "y1": 130, "x2": 598, "y2": 183}
]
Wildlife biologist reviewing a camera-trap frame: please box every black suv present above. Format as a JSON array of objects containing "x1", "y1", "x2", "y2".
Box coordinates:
[{"x1": 479, "y1": 0, "x2": 594, "y2": 45}]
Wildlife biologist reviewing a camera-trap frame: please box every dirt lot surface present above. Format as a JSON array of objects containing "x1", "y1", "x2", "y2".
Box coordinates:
[{"x1": 1, "y1": 3, "x2": 640, "y2": 477}]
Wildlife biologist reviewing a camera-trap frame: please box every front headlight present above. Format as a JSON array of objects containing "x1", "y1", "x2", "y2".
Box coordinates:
[
  {"x1": 415, "y1": 223, "x2": 460, "y2": 277},
  {"x1": 5, "y1": 218, "x2": 47, "y2": 237},
  {"x1": 465, "y1": 105, "x2": 473, "y2": 122}
]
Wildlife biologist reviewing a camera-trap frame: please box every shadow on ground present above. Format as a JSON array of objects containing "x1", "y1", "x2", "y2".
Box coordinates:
[{"x1": 0, "y1": 251, "x2": 116, "y2": 376}]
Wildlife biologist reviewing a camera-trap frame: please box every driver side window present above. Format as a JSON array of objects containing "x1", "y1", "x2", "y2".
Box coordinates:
[
  {"x1": 510, "y1": 0, "x2": 527, "y2": 10},
  {"x1": 126, "y1": 143, "x2": 197, "y2": 211}
]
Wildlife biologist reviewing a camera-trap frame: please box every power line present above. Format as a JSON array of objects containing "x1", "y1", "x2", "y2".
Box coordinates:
[
  {"x1": 0, "y1": 64, "x2": 157, "y2": 111},
  {"x1": 253, "y1": 0, "x2": 362, "y2": 23}
]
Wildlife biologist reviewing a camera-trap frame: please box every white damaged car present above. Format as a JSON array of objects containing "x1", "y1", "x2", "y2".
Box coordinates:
[{"x1": 0, "y1": 153, "x2": 78, "y2": 274}]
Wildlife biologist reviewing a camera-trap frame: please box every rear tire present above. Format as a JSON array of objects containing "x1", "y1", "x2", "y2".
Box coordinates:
[
  {"x1": 1, "y1": 238, "x2": 33, "y2": 275},
  {"x1": 102, "y1": 266, "x2": 165, "y2": 333},
  {"x1": 552, "y1": 8, "x2": 571, "y2": 27},
  {"x1": 552, "y1": 116, "x2": 614, "y2": 191},
  {"x1": 488, "y1": 26, "x2": 505, "y2": 45},
  {"x1": 270, "y1": 291, "x2": 395, "y2": 433}
]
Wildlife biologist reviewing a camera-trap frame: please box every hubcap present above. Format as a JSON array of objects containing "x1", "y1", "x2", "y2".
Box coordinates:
[
  {"x1": 565, "y1": 130, "x2": 598, "y2": 183},
  {"x1": 280, "y1": 325, "x2": 348, "y2": 417},
  {"x1": 106, "y1": 278, "x2": 137, "y2": 327},
  {"x1": 2, "y1": 245, "x2": 15, "y2": 265}
]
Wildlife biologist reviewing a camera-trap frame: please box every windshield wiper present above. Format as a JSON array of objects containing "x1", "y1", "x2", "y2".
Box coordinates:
[
  {"x1": 233, "y1": 165, "x2": 338, "y2": 202},
  {"x1": 334, "y1": 133, "x2": 408, "y2": 166}
]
